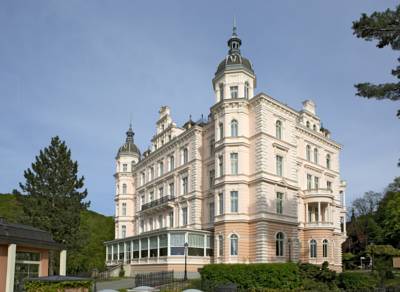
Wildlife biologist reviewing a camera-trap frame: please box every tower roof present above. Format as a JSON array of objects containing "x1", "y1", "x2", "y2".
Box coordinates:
[
  {"x1": 117, "y1": 124, "x2": 141, "y2": 157},
  {"x1": 215, "y1": 21, "x2": 254, "y2": 77}
]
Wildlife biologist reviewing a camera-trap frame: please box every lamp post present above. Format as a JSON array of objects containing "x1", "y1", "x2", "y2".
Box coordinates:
[{"x1": 184, "y1": 242, "x2": 189, "y2": 280}]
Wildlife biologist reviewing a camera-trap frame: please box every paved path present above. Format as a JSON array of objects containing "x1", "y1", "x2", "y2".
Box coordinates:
[{"x1": 96, "y1": 278, "x2": 135, "y2": 291}]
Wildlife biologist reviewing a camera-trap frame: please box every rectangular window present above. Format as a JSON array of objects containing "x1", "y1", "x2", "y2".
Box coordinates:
[
  {"x1": 150, "y1": 167, "x2": 154, "y2": 180},
  {"x1": 182, "y1": 148, "x2": 189, "y2": 164},
  {"x1": 122, "y1": 202, "x2": 127, "y2": 216},
  {"x1": 158, "y1": 215, "x2": 163, "y2": 228},
  {"x1": 182, "y1": 207, "x2": 188, "y2": 225},
  {"x1": 327, "y1": 181, "x2": 332, "y2": 190},
  {"x1": 188, "y1": 233, "x2": 205, "y2": 256},
  {"x1": 121, "y1": 225, "x2": 126, "y2": 238},
  {"x1": 276, "y1": 192, "x2": 283, "y2": 214},
  {"x1": 150, "y1": 191, "x2": 154, "y2": 202},
  {"x1": 132, "y1": 240, "x2": 139, "y2": 258},
  {"x1": 169, "y1": 211, "x2": 174, "y2": 227},
  {"x1": 170, "y1": 233, "x2": 185, "y2": 255},
  {"x1": 307, "y1": 174, "x2": 312, "y2": 190},
  {"x1": 219, "y1": 155, "x2": 224, "y2": 177},
  {"x1": 230, "y1": 86, "x2": 238, "y2": 98},
  {"x1": 122, "y1": 164, "x2": 127, "y2": 172},
  {"x1": 149, "y1": 218, "x2": 153, "y2": 230},
  {"x1": 209, "y1": 202, "x2": 215, "y2": 223},
  {"x1": 340, "y1": 216, "x2": 345, "y2": 233},
  {"x1": 314, "y1": 177, "x2": 319, "y2": 190},
  {"x1": 230, "y1": 153, "x2": 238, "y2": 175},
  {"x1": 150, "y1": 236, "x2": 157, "y2": 257},
  {"x1": 141, "y1": 172, "x2": 146, "y2": 185},
  {"x1": 210, "y1": 139, "x2": 215, "y2": 155},
  {"x1": 141, "y1": 195, "x2": 145, "y2": 206},
  {"x1": 159, "y1": 187, "x2": 164, "y2": 197},
  {"x1": 182, "y1": 176, "x2": 188, "y2": 195},
  {"x1": 140, "y1": 220, "x2": 144, "y2": 233},
  {"x1": 169, "y1": 155, "x2": 175, "y2": 171},
  {"x1": 209, "y1": 170, "x2": 215, "y2": 188},
  {"x1": 230, "y1": 191, "x2": 238, "y2": 212},
  {"x1": 218, "y1": 193, "x2": 224, "y2": 215},
  {"x1": 219, "y1": 123, "x2": 224, "y2": 140},
  {"x1": 159, "y1": 234, "x2": 168, "y2": 256},
  {"x1": 159, "y1": 161, "x2": 164, "y2": 176},
  {"x1": 169, "y1": 183, "x2": 174, "y2": 197},
  {"x1": 140, "y1": 238, "x2": 148, "y2": 258},
  {"x1": 276, "y1": 155, "x2": 283, "y2": 176}
]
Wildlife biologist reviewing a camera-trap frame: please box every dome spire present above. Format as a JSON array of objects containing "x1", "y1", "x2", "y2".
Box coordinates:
[
  {"x1": 232, "y1": 16, "x2": 237, "y2": 36},
  {"x1": 126, "y1": 123, "x2": 134, "y2": 143},
  {"x1": 228, "y1": 17, "x2": 242, "y2": 55}
]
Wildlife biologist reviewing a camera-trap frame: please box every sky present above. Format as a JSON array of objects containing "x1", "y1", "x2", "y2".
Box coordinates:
[{"x1": 0, "y1": 0, "x2": 399, "y2": 216}]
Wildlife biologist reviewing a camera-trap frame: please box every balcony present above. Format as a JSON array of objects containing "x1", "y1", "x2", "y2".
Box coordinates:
[
  {"x1": 141, "y1": 195, "x2": 175, "y2": 212},
  {"x1": 304, "y1": 188, "x2": 334, "y2": 200}
]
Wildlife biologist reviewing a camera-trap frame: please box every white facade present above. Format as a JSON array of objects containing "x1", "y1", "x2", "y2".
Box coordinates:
[{"x1": 106, "y1": 25, "x2": 347, "y2": 273}]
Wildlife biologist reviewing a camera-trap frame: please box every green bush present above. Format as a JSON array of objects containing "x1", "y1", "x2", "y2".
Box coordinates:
[
  {"x1": 337, "y1": 272, "x2": 378, "y2": 291},
  {"x1": 25, "y1": 280, "x2": 93, "y2": 292},
  {"x1": 200, "y1": 263, "x2": 302, "y2": 290}
]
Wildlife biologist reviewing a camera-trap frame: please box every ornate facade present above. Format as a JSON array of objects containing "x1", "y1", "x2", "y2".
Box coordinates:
[{"x1": 105, "y1": 25, "x2": 347, "y2": 274}]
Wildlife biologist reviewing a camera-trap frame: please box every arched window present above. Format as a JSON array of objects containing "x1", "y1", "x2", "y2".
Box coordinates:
[
  {"x1": 323, "y1": 239, "x2": 328, "y2": 258},
  {"x1": 231, "y1": 119, "x2": 238, "y2": 137},
  {"x1": 219, "y1": 83, "x2": 224, "y2": 100},
  {"x1": 276, "y1": 232, "x2": 284, "y2": 256},
  {"x1": 314, "y1": 148, "x2": 318, "y2": 164},
  {"x1": 275, "y1": 120, "x2": 282, "y2": 139},
  {"x1": 326, "y1": 154, "x2": 331, "y2": 169},
  {"x1": 306, "y1": 121, "x2": 310, "y2": 128},
  {"x1": 219, "y1": 123, "x2": 224, "y2": 140},
  {"x1": 306, "y1": 145, "x2": 311, "y2": 161},
  {"x1": 244, "y1": 82, "x2": 249, "y2": 99},
  {"x1": 310, "y1": 239, "x2": 317, "y2": 258},
  {"x1": 230, "y1": 234, "x2": 238, "y2": 256},
  {"x1": 122, "y1": 183, "x2": 127, "y2": 194},
  {"x1": 218, "y1": 235, "x2": 224, "y2": 256}
]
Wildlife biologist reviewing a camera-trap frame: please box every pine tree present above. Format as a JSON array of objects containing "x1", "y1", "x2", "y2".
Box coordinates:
[
  {"x1": 352, "y1": 5, "x2": 400, "y2": 117},
  {"x1": 17, "y1": 136, "x2": 90, "y2": 273}
]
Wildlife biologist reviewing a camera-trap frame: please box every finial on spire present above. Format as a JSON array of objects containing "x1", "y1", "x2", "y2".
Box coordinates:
[
  {"x1": 233, "y1": 16, "x2": 237, "y2": 36},
  {"x1": 126, "y1": 122, "x2": 134, "y2": 143}
]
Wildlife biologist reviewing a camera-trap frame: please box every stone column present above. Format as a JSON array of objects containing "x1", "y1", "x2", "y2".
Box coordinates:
[
  {"x1": 5, "y1": 243, "x2": 16, "y2": 292},
  {"x1": 305, "y1": 203, "x2": 308, "y2": 223},
  {"x1": 59, "y1": 250, "x2": 67, "y2": 276},
  {"x1": 318, "y1": 202, "x2": 321, "y2": 223}
]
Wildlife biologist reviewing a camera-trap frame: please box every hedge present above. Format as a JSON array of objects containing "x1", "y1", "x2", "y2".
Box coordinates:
[
  {"x1": 200, "y1": 263, "x2": 302, "y2": 290},
  {"x1": 24, "y1": 280, "x2": 93, "y2": 292}
]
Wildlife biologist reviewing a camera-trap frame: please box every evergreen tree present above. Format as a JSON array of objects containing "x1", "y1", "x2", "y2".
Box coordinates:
[
  {"x1": 352, "y1": 5, "x2": 400, "y2": 117},
  {"x1": 17, "y1": 136, "x2": 90, "y2": 273}
]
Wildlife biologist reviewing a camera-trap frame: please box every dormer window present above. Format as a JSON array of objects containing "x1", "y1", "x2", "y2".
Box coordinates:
[{"x1": 230, "y1": 86, "x2": 238, "y2": 99}]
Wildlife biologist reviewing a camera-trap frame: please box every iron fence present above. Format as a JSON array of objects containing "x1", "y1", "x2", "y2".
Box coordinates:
[{"x1": 135, "y1": 271, "x2": 174, "y2": 287}]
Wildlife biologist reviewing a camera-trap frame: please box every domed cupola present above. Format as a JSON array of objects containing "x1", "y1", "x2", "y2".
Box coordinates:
[
  {"x1": 212, "y1": 20, "x2": 256, "y2": 103},
  {"x1": 215, "y1": 21, "x2": 254, "y2": 77},
  {"x1": 117, "y1": 124, "x2": 141, "y2": 158}
]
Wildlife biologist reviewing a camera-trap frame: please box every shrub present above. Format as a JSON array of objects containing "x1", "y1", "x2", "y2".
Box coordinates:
[
  {"x1": 337, "y1": 271, "x2": 378, "y2": 291},
  {"x1": 200, "y1": 263, "x2": 302, "y2": 290},
  {"x1": 25, "y1": 280, "x2": 93, "y2": 292},
  {"x1": 298, "y1": 261, "x2": 336, "y2": 290}
]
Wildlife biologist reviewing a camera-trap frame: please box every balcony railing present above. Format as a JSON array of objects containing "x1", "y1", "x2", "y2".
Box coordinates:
[
  {"x1": 304, "y1": 188, "x2": 333, "y2": 198},
  {"x1": 141, "y1": 195, "x2": 175, "y2": 211},
  {"x1": 305, "y1": 221, "x2": 334, "y2": 228}
]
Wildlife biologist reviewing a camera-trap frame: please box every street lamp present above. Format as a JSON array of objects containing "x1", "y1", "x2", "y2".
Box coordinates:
[{"x1": 184, "y1": 242, "x2": 189, "y2": 280}]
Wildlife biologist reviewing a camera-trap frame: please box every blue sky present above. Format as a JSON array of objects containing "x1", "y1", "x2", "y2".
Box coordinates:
[{"x1": 0, "y1": 0, "x2": 399, "y2": 216}]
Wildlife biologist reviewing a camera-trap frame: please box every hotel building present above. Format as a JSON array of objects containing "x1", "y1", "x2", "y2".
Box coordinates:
[{"x1": 105, "y1": 25, "x2": 347, "y2": 274}]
